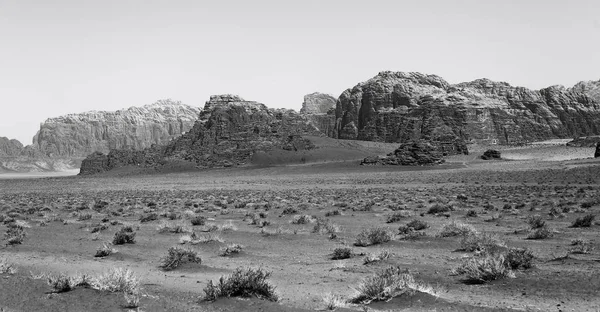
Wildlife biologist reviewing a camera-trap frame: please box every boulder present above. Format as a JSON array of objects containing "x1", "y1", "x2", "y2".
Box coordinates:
[
  {"x1": 481, "y1": 149, "x2": 501, "y2": 160},
  {"x1": 361, "y1": 140, "x2": 445, "y2": 166},
  {"x1": 595, "y1": 144, "x2": 600, "y2": 158}
]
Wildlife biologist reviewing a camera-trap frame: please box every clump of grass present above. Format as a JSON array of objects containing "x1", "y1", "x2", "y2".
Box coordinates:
[
  {"x1": 123, "y1": 291, "x2": 140, "y2": 309},
  {"x1": 466, "y1": 210, "x2": 478, "y2": 218},
  {"x1": 290, "y1": 214, "x2": 315, "y2": 224},
  {"x1": 437, "y1": 220, "x2": 477, "y2": 237},
  {"x1": 77, "y1": 213, "x2": 92, "y2": 221},
  {"x1": 363, "y1": 249, "x2": 392, "y2": 265},
  {"x1": 203, "y1": 267, "x2": 278, "y2": 302},
  {"x1": 570, "y1": 239, "x2": 594, "y2": 254},
  {"x1": 93, "y1": 268, "x2": 140, "y2": 294},
  {"x1": 325, "y1": 210, "x2": 341, "y2": 217},
  {"x1": 220, "y1": 244, "x2": 243, "y2": 257},
  {"x1": 459, "y1": 232, "x2": 506, "y2": 252},
  {"x1": 386, "y1": 211, "x2": 411, "y2": 223},
  {"x1": 5, "y1": 223, "x2": 27, "y2": 245},
  {"x1": 281, "y1": 207, "x2": 298, "y2": 215},
  {"x1": 571, "y1": 214, "x2": 595, "y2": 228},
  {"x1": 112, "y1": 226, "x2": 136, "y2": 245},
  {"x1": 527, "y1": 226, "x2": 553, "y2": 240},
  {"x1": 159, "y1": 246, "x2": 201, "y2": 271},
  {"x1": 95, "y1": 242, "x2": 117, "y2": 257},
  {"x1": 157, "y1": 221, "x2": 190, "y2": 234},
  {"x1": 354, "y1": 227, "x2": 392, "y2": 247},
  {"x1": 526, "y1": 215, "x2": 546, "y2": 229},
  {"x1": 47, "y1": 274, "x2": 74, "y2": 293},
  {"x1": 453, "y1": 254, "x2": 515, "y2": 283},
  {"x1": 322, "y1": 293, "x2": 346, "y2": 310},
  {"x1": 349, "y1": 266, "x2": 434, "y2": 304},
  {"x1": 182, "y1": 232, "x2": 224, "y2": 244},
  {"x1": 331, "y1": 247, "x2": 353, "y2": 260}
]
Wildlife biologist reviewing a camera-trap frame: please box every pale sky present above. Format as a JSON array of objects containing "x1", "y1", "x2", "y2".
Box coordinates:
[{"x1": 1, "y1": 0, "x2": 599, "y2": 145}]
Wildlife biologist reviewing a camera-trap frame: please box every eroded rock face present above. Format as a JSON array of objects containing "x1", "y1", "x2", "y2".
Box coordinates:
[
  {"x1": 361, "y1": 140, "x2": 445, "y2": 166},
  {"x1": 0, "y1": 137, "x2": 24, "y2": 157},
  {"x1": 80, "y1": 95, "x2": 324, "y2": 174},
  {"x1": 34, "y1": 99, "x2": 201, "y2": 158},
  {"x1": 567, "y1": 136, "x2": 600, "y2": 147},
  {"x1": 301, "y1": 92, "x2": 336, "y2": 138},
  {"x1": 336, "y1": 72, "x2": 600, "y2": 147},
  {"x1": 595, "y1": 144, "x2": 600, "y2": 158}
]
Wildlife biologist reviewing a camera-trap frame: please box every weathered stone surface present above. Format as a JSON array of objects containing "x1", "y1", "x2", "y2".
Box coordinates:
[
  {"x1": 301, "y1": 92, "x2": 337, "y2": 114},
  {"x1": 361, "y1": 140, "x2": 445, "y2": 166},
  {"x1": 0, "y1": 137, "x2": 24, "y2": 157},
  {"x1": 336, "y1": 72, "x2": 600, "y2": 147},
  {"x1": 34, "y1": 99, "x2": 201, "y2": 158},
  {"x1": 80, "y1": 95, "x2": 324, "y2": 174},
  {"x1": 481, "y1": 149, "x2": 501, "y2": 160}
]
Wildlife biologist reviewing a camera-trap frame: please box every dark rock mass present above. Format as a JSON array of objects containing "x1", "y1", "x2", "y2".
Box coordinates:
[
  {"x1": 301, "y1": 92, "x2": 336, "y2": 138},
  {"x1": 481, "y1": 149, "x2": 501, "y2": 160},
  {"x1": 80, "y1": 95, "x2": 324, "y2": 174},
  {"x1": 361, "y1": 140, "x2": 445, "y2": 166},
  {"x1": 335, "y1": 72, "x2": 600, "y2": 147},
  {"x1": 596, "y1": 144, "x2": 600, "y2": 158},
  {"x1": 566, "y1": 136, "x2": 600, "y2": 147},
  {"x1": 33, "y1": 99, "x2": 201, "y2": 158}
]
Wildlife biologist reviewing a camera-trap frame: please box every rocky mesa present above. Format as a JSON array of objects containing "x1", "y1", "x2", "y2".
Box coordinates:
[
  {"x1": 334, "y1": 71, "x2": 600, "y2": 146},
  {"x1": 80, "y1": 95, "x2": 325, "y2": 174}
]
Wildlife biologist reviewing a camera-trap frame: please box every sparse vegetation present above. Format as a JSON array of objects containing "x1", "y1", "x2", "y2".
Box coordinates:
[
  {"x1": 159, "y1": 246, "x2": 201, "y2": 270},
  {"x1": 203, "y1": 267, "x2": 278, "y2": 302},
  {"x1": 95, "y1": 242, "x2": 117, "y2": 257},
  {"x1": 220, "y1": 244, "x2": 243, "y2": 256},
  {"x1": 437, "y1": 220, "x2": 477, "y2": 237},
  {"x1": 113, "y1": 226, "x2": 136, "y2": 244},
  {"x1": 350, "y1": 266, "x2": 434, "y2": 304},
  {"x1": 354, "y1": 227, "x2": 392, "y2": 246},
  {"x1": 331, "y1": 247, "x2": 353, "y2": 260},
  {"x1": 571, "y1": 214, "x2": 595, "y2": 228}
]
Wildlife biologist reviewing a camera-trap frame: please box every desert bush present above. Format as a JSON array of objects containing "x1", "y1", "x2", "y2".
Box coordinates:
[
  {"x1": 325, "y1": 210, "x2": 341, "y2": 217},
  {"x1": 123, "y1": 292, "x2": 140, "y2": 308},
  {"x1": 437, "y1": 220, "x2": 477, "y2": 237},
  {"x1": 157, "y1": 221, "x2": 190, "y2": 234},
  {"x1": 526, "y1": 215, "x2": 546, "y2": 229},
  {"x1": 139, "y1": 212, "x2": 158, "y2": 223},
  {"x1": 505, "y1": 247, "x2": 534, "y2": 269},
  {"x1": 77, "y1": 212, "x2": 92, "y2": 221},
  {"x1": 427, "y1": 203, "x2": 453, "y2": 215},
  {"x1": 0, "y1": 259, "x2": 17, "y2": 274},
  {"x1": 312, "y1": 218, "x2": 341, "y2": 237},
  {"x1": 203, "y1": 267, "x2": 278, "y2": 302},
  {"x1": 95, "y1": 242, "x2": 117, "y2": 257},
  {"x1": 4, "y1": 223, "x2": 26, "y2": 245},
  {"x1": 527, "y1": 226, "x2": 553, "y2": 240},
  {"x1": 454, "y1": 254, "x2": 514, "y2": 283},
  {"x1": 459, "y1": 232, "x2": 506, "y2": 252},
  {"x1": 466, "y1": 210, "x2": 478, "y2": 218},
  {"x1": 290, "y1": 214, "x2": 315, "y2": 224},
  {"x1": 363, "y1": 249, "x2": 392, "y2": 265},
  {"x1": 159, "y1": 246, "x2": 201, "y2": 271},
  {"x1": 112, "y1": 226, "x2": 136, "y2": 245},
  {"x1": 350, "y1": 266, "x2": 433, "y2": 304},
  {"x1": 354, "y1": 227, "x2": 392, "y2": 247},
  {"x1": 571, "y1": 214, "x2": 595, "y2": 228},
  {"x1": 47, "y1": 274, "x2": 73, "y2": 293},
  {"x1": 331, "y1": 247, "x2": 353, "y2": 260},
  {"x1": 93, "y1": 268, "x2": 140, "y2": 294},
  {"x1": 281, "y1": 207, "x2": 298, "y2": 215},
  {"x1": 386, "y1": 211, "x2": 411, "y2": 223},
  {"x1": 570, "y1": 239, "x2": 594, "y2": 254},
  {"x1": 220, "y1": 244, "x2": 243, "y2": 257}
]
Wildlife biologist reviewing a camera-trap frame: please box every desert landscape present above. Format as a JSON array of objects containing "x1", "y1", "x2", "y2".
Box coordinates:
[{"x1": 1, "y1": 142, "x2": 600, "y2": 312}]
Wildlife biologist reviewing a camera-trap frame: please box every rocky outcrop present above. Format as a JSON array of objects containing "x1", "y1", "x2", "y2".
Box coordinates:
[
  {"x1": 0, "y1": 137, "x2": 24, "y2": 157},
  {"x1": 80, "y1": 95, "x2": 324, "y2": 174},
  {"x1": 361, "y1": 140, "x2": 445, "y2": 166},
  {"x1": 335, "y1": 72, "x2": 600, "y2": 147},
  {"x1": 33, "y1": 99, "x2": 201, "y2": 158},
  {"x1": 481, "y1": 149, "x2": 501, "y2": 160},
  {"x1": 596, "y1": 144, "x2": 600, "y2": 158},
  {"x1": 301, "y1": 93, "x2": 336, "y2": 138}
]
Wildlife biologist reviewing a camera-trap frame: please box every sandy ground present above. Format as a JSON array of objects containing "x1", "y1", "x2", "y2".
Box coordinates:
[{"x1": 0, "y1": 145, "x2": 599, "y2": 311}]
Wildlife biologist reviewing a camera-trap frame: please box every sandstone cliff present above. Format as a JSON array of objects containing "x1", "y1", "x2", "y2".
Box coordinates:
[
  {"x1": 33, "y1": 99, "x2": 201, "y2": 158},
  {"x1": 0, "y1": 137, "x2": 24, "y2": 157},
  {"x1": 80, "y1": 95, "x2": 324, "y2": 174},
  {"x1": 301, "y1": 92, "x2": 336, "y2": 138},
  {"x1": 335, "y1": 72, "x2": 600, "y2": 146}
]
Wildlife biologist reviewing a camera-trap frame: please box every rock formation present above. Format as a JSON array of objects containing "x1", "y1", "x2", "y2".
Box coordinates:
[
  {"x1": 0, "y1": 137, "x2": 24, "y2": 157},
  {"x1": 596, "y1": 144, "x2": 600, "y2": 158},
  {"x1": 481, "y1": 149, "x2": 501, "y2": 160},
  {"x1": 301, "y1": 93, "x2": 336, "y2": 138},
  {"x1": 80, "y1": 95, "x2": 324, "y2": 174},
  {"x1": 33, "y1": 99, "x2": 201, "y2": 158},
  {"x1": 335, "y1": 72, "x2": 600, "y2": 147},
  {"x1": 566, "y1": 136, "x2": 600, "y2": 147},
  {"x1": 361, "y1": 140, "x2": 445, "y2": 166}
]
